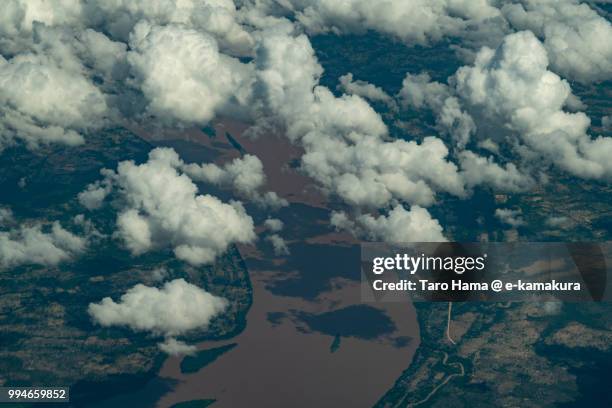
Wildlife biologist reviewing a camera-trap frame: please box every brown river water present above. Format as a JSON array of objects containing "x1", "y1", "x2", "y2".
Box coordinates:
[{"x1": 112, "y1": 122, "x2": 421, "y2": 407}]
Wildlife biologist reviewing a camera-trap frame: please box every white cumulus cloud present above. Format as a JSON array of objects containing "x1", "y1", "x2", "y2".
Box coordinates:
[
  {"x1": 0, "y1": 220, "x2": 86, "y2": 270},
  {"x1": 158, "y1": 338, "x2": 197, "y2": 356},
  {"x1": 0, "y1": 52, "x2": 107, "y2": 150},
  {"x1": 399, "y1": 72, "x2": 476, "y2": 149},
  {"x1": 338, "y1": 73, "x2": 396, "y2": 110},
  {"x1": 79, "y1": 147, "x2": 256, "y2": 265},
  {"x1": 127, "y1": 22, "x2": 253, "y2": 125},
  {"x1": 88, "y1": 0, "x2": 254, "y2": 55},
  {"x1": 495, "y1": 208, "x2": 525, "y2": 228},
  {"x1": 502, "y1": 0, "x2": 612, "y2": 83},
  {"x1": 263, "y1": 217, "x2": 283, "y2": 232},
  {"x1": 88, "y1": 278, "x2": 228, "y2": 336},
  {"x1": 274, "y1": 0, "x2": 501, "y2": 45},
  {"x1": 331, "y1": 205, "x2": 447, "y2": 243},
  {"x1": 182, "y1": 154, "x2": 287, "y2": 209},
  {"x1": 455, "y1": 30, "x2": 612, "y2": 180},
  {"x1": 0, "y1": 0, "x2": 84, "y2": 53},
  {"x1": 253, "y1": 26, "x2": 465, "y2": 211},
  {"x1": 265, "y1": 234, "x2": 289, "y2": 255}
]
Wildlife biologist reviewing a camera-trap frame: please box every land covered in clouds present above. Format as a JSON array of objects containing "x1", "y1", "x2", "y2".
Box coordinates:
[{"x1": 1, "y1": 0, "x2": 611, "y2": 247}]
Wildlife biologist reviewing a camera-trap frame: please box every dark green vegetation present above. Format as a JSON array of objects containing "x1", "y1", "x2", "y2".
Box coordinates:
[
  {"x1": 0, "y1": 128, "x2": 252, "y2": 406},
  {"x1": 372, "y1": 131, "x2": 612, "y2": 407},
  {"x1": 434, "y1": 168, "x2": 612, "y2": 243},
  {"x1": 376, "y1": 302, "x2": 612, "y2": 408},
  {"x1": 330, "y1": 334, "x2": 341, "y2": 353},
  {"x1": 201, "y1": 125, "x2": 217, "y2": 139},
  {"x1": 224, "y1": 132, "x2": 245, "y2": 155},
  {"x1": 312, "y1": 32, "x2": 461, "y2": 95},
  {"x1": 180, "y1": 343, "x2": 237, "y2": 374},
  {"x1": 169, "y1": 399, "x2": 216, "y2": 408}
]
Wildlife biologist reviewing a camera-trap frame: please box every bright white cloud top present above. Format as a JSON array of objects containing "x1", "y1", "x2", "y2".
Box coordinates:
[
  {"x1": 79, "y1": 147, "x2": 255, "y2": 265},
  {"x1": 275, "y1": 0, "x2": 502, "y2": 45},
  {"x1": 253, "y1": 25, "x2": 466, "y2": 207},
  {"x1": 0, "y1": 53, "x2": 107, "y2": 150},
  {"x1": 127, "y1": 22, "x2": 253, "y2": 125},
  {"x1": 0, "y1": 220, "x2": 86, "y2": 270},
  {"x1": 88, "y1": 278, "x2": 228, "y2": 336},
  {"x1": 182, "y1": 153, "x2": 287, "y2": 208},
  {"x1": 331, "y1": 205, "x2": 447, "y2": 243},
  {"x1": 502, "y1": 0, "x2": 612, "y2": 83},
  {"x1": 1, "y1": 0, "x2": 612, "y2": 245},
  {"x1": 455, "y1": 30, "x2": 612, "y2": 180}
]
